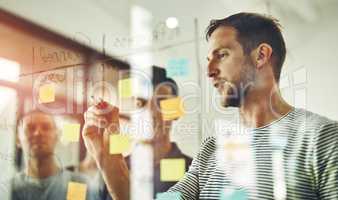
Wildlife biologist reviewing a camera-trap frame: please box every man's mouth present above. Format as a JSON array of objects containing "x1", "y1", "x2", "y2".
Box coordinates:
[
  {"x1": 213, "y1": 78, "x2": 228, "y2": 92},
  {"x1": 30, "y1": 140, "x2": 45, "y2": 146},
  {"x1": 213, "y1": 82, "x2": 220, "y2": 88},
  {"x1": 213, "y1": 77, "x2": 227, "y2": 86}
]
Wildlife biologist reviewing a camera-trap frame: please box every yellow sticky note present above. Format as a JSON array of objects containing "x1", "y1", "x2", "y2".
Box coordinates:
[
  {"x1": 160, "y1": 158, "x2": 186, "y2": 182},
  {"x1": 62, "y1": 123, "x2": 81, "y2": 142},
  {"x1": 160, "y1": 97, "x2": 184, "y2": 121},
  {"x1": 39, "y1": 84, "x2": 55, "y2": 103},
  {"x1": 109, "y1": 134, "x2": 131, "y2": 154},
  {"x1": 66, "y1": 182, "x2": 87, "y2": 200},
  {"x1": 118, "y1": 79, "x2": 132, "y2": 98}
]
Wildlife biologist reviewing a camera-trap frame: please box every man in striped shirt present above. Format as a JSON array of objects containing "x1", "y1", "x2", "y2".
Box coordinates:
[{"x1": 81, "y1": 12, "x2": 338, "y2": 199}]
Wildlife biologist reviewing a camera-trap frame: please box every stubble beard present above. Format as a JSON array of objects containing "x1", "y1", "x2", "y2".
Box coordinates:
[{"x1": 221, "y1": 59, "x2": 256, "y2": 108}]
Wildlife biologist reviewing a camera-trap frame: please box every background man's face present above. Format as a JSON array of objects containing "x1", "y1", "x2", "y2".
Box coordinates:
[
  {"x1": 19, "y1": 112, "x2": 58, "y2": 158},
  {"x1": 207, "y1": 26, "x2": 255, "y2": 107},
  {"x1": 150, "y1": 84, "x2": 175, "y2": 141}
]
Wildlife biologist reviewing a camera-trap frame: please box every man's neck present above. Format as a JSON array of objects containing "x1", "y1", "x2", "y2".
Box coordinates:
[
  {"x1": 153, "y1": 139, "x2": 172, "y2": 166},
  {"x1": 26, "y1": 155, "x2": 59, "y2": 179},
  {"x1": 239, "y1": 85, "x2": 293, "y2": 128}
]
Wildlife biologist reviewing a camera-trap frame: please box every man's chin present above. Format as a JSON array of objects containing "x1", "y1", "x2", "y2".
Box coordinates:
[{"x1": 221, "y1": 97, "x2": 241, "y2": 108}]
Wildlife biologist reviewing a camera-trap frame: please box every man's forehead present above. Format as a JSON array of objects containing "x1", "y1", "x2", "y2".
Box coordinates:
[
  {"x1": 154, "y1": 84, "x2": 173, "y2": 96},
  {"x1": 23, "y1": 112, "x2": 53, "y2": 124},
  {"x1": 208, "y1": 26, "x2": 237, "y2": 51}
]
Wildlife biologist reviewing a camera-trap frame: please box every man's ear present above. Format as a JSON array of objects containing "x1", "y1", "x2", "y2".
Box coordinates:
[
  {"x1": 252, "y1": 43, "x2": 273, "y2": 69},
  {"x1": 16, "y1": 134, "x2": 22, "y2": 149}
]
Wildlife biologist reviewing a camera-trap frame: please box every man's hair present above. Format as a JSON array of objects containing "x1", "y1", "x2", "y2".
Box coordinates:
[
  {"x1": 154, "y1": 77, "x2": 179, "y2": 97},
  {"x1": 206, "y1": 12, "x2": 286, "y2": 83},
  {"x1": 17, "y1": 109, "x2": 56, "y2": 132},
  {"x1": 152, "y1": 66, "x2": 179, "y2": 96},
  {"x1": 163, "y1": 78, "x2": 179, "y2": 96}
]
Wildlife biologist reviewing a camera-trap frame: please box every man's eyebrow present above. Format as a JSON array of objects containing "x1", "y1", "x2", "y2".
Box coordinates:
[
  {"x1": 215, "y1": 45, "x2": 233, "y2": 53},
  {"x1": 207, "y1": 46, "x2": 232, "y2": 60}
]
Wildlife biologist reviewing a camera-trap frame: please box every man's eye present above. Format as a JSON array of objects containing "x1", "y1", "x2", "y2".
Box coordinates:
[
  {"x1": 217, "y1": 53, "x2": 227, "y2": 59},
  {"x1": 136, "y1": 98, "x2": 147, "y2": 108},
  {"x1": 41, "y1": 124, "x2": 52, "y2": 131},
  {"x1": 25, "y1": 125, "x2": 35, "y2": 133}
]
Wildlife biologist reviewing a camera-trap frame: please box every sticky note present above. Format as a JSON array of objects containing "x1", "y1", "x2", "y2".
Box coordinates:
[
  {"x1": 220, "y1": 188, "x2": 248, "y2": 200},
  {"x1": 109, "y1": 134, "x2": 131, "y2": 154},
  {"x1": 160, "y1": 158, "x2": 185, "y2": 181},
  {"x1": 66, "y1": 182, "x2": 87, "y2": 200},
  {"x1": 224, "y1": 142, "x2": 248, "y2": 150},
  {"x1": 62, "y1": 123, "x2": 81, "y2": 142},
  {"x1": 118, "y1": 78, "x2": 132, "y2": 98},
  {"x1": 166, "y1": 58, "x2": 189, "y2": 77},
  {"x1": 160, "y1": 97, "x2": 184, "y2": 121},
  {"x1": 156, "y1": 192, "x2": 181, "y2": 200},
  {"x1": 39, "y1": 84, "x2": 55, "y2": 103}
]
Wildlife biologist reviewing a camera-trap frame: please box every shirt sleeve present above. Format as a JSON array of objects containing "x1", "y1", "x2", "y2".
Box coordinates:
[
  {"x1": 163, "y1": 157, "x2": 199, "y2": 199},
  {"x1": 157, "y1": 137, "x2": 214, "y2": 200},
  {"x1": 312, "y1": 122, "x2": 338, "y2": 199}
]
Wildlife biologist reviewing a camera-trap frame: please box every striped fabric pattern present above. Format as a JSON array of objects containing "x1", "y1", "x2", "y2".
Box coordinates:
[{"x1": 164, "y1": 108, "x2": 338, "y2": 199}]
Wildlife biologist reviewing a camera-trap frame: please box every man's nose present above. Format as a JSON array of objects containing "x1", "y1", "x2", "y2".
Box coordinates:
[
  {"x1": 207, "y1": 61, "x2": 220, "y2": 78},
  {"x1": 32, "y1": 128, "x2": 42, "y2": 136}
]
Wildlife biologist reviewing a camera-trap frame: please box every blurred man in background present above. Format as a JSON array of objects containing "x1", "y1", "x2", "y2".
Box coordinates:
[{"x1": 12, "y1": 110, "x2": 92, "y2": 200}]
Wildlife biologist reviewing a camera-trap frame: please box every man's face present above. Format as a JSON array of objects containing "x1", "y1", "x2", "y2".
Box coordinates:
[
  {"x1": 143, "y1": 84, "x2": 175, "y2": 142},
  {"x1": 207, "y1": 26, "x2": 256, "y2": 107},
  {"x1": 151, "y1": 84, "x2": 175, "y2": 139},
  {"x1": 19, "y1": 112, "x2": 58, "y2": 158}
]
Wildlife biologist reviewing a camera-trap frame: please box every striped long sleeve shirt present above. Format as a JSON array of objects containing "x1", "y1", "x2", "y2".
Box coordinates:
[{"x1": 164, "y1": 108, "x2": 338, "y2": 199}]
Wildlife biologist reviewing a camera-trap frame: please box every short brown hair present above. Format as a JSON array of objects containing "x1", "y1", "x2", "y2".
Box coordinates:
[{"x1": 206, "y1": 12, "x2": 286, "y2": 83}]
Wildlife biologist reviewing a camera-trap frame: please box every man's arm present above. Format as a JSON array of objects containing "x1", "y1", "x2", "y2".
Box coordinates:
[
  {"x1": 163, "y1": 165, "x2": 199, "y2": 199},
  {"x1": 156, "y1": 137, "x2": 215, "y2": 199},
  {"x1": 82, "y1": 105, "x2": 129, "y2": 200},
  {"x1": 313, "y1": 122, "x2": 338, "y2": 199}
]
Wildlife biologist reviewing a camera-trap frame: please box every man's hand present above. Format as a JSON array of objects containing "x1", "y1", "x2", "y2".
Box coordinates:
[
  {"x1": 82, "y1": 102, "x2": 130, "y2": 200},
  {"x1": 82, "y1": 103, "x2": 119, "y2": 166}
]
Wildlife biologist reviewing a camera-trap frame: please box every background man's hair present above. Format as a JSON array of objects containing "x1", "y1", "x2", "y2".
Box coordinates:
[
  {"x1": 160, "y1": 78, "x2": 179, "y2": 96},
  {"x1": 17, "y1": 109, "x2": 57, "y2": 131},
  {"x1": 206, "y1": 12, "x2": 286, "y2": 83},
  {"x1": 152, "y1": 66, "x2": 179, "y2": 96}
]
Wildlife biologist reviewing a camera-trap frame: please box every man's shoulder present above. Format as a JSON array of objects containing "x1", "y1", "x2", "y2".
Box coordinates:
[
  {"x1": 62, "y1": 169, "x2": 89, "y2": 184},
  {"x1": 11, "y1": 171, "x2": 26, "y2": 189},
  {"x1": 302, "y1": 109, "x2": 338, "y2": 142},
  {"x1": 196, "y1": 136, "x2": 217, "y2": 158},
  {"x1": 290, "y1": 108, "x2": 338, "y2": 132},
  {"x1": 286, "y1": 108, "x2": 338, "y2": 151},
  {"x1": 200, "y1": 136, "x2": 217, "y2": 147},
  {"x1": 299, "y1": 108, "x2": 336, "y2": 123}
]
